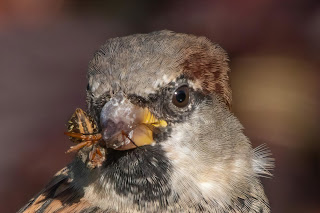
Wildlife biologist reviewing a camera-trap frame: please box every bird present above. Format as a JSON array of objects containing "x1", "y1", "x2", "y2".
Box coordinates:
[{"x1": 19, "y1": 30, "x2": 273, "y2": 213}]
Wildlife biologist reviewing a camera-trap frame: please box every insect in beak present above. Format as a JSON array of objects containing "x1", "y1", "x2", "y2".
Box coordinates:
[
  {"x1": 64, "y1": 94, "x2": 167, "y2": 163},
  {"x1": 64, "y1": 108, "x2": 104, "y2": 163}
]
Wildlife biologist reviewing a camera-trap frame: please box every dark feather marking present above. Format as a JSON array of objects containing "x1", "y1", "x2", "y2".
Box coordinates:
[
  {"x1": 127, "y1": 94, "x2": 148, "y2": 108},
  {"x1": 18, "y1": 198, "x2": 36, "y2": 213},
  {"x1": 34, "y1": 178, "x2": 66, "y2": 213},
  {"x1": 237, "y1": 197, "x2": 246, "y2": 209},
  {"x1": 35, "y1": 199, "x2": 53, "y2": 213},
  {"x1": 18, "y1": 174, "x2": 67, "y2": 212},
  {"x1": 100, "y1": 144, "x2": 172, "y2": 208},
  {"x1": 18, "y1": 166, "x2": 90, "y2": 212},
  {"x1": 79, "y1": 206, "x2": 101, "y2": 213}
]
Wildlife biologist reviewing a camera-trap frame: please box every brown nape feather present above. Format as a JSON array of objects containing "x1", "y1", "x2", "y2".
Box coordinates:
[
  {"x1": 181, "y1": 43, "x2": 231, "y2": 109},
  {"x1": 18, "y1": 167, "x2": 99, "y2": 213}
]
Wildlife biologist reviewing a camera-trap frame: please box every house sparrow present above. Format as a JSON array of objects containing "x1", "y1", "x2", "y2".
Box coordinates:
[{"x1": 19, "y1": 30, "x2": 273, "y2": 213}]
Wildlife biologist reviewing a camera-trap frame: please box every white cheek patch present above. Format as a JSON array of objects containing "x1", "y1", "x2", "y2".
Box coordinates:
[{"x1": 160, "y1": 112, "x2": 246, "y2": 209}]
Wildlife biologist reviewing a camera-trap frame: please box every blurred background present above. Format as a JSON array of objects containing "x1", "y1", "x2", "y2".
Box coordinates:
[{"x1": 0, "y1": 0, "x2": 319, "y2": 212}]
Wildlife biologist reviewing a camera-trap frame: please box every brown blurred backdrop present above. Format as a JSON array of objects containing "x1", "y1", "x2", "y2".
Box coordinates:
[{"x1": 0, "y1": 0, "x2": 319, "y2": 212}]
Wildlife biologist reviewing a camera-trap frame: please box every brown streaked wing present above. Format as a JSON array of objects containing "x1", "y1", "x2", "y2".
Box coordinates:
[{"x1": 18, "y1": 167, "x2": 105, "y2": 213}]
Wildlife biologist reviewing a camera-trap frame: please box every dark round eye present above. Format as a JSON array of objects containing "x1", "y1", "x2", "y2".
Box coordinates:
[{"x1": 172, "y1": 85, "x2": 189, "y2": 108}]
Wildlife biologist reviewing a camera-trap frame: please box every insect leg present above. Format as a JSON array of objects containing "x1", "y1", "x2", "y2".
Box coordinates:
[
  {"x1": 96, "y1": 147, "x2": 103, "y2": 157},
  {"x1": 66, "y1": 141, "x2": 91, "y2": 153},
  {"x1": 89, "y1": 146, "x2": 97, "y2": 161},
  {"x1": 64, "y1": 132, "x2": 86, "y2": 139}
]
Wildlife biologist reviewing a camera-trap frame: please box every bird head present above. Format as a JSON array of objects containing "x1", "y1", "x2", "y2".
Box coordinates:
[{"x1": 77, "y1": 30, "x2": 270, "y2": 212}]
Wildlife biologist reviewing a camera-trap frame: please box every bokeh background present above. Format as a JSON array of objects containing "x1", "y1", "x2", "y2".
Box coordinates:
[{"x1": 0, "y1": 0, "x2": 319, "y2": 212}]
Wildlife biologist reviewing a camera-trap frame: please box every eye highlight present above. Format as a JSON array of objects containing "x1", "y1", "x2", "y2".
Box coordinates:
[{"x1": 172, "y1": 85, "x2": 189, "y2": 108}]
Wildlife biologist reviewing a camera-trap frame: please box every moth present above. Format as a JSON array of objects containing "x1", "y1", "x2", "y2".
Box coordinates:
[{"x1": 64, "y1": 108, "x2": 104, "y2": 162}]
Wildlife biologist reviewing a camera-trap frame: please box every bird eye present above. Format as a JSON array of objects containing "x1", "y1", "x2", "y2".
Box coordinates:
[{"x1": 172, "y1": 85, "x2": 189, "y2": 108}]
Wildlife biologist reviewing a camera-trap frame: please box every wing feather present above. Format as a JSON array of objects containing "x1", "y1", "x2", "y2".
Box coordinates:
[{"x1": 18, "y1": 167, "x2": 103, "y2": 213}]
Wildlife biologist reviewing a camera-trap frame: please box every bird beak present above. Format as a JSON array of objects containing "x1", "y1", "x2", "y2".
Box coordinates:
[{"x1": 100, "y1": 93, "x2": 167, "y2": 150}]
